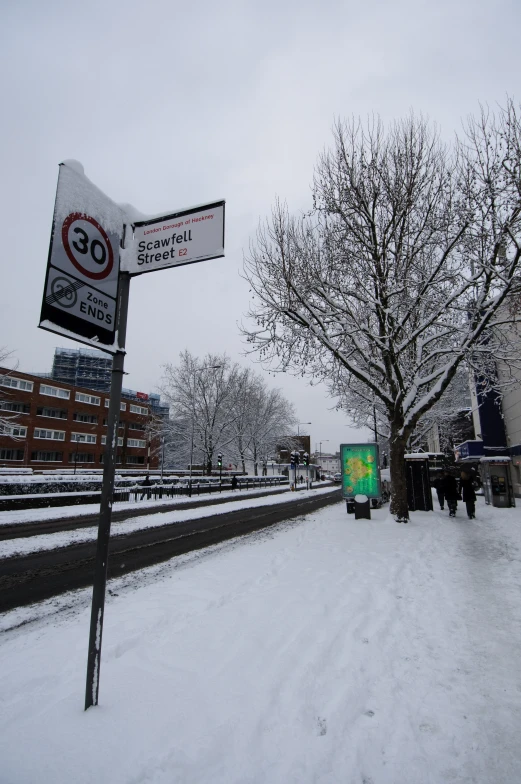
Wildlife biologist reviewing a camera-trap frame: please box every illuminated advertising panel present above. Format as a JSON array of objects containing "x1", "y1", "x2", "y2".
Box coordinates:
[{"x1": 340, "y1": 443, "x2": 381, "y2": 499}]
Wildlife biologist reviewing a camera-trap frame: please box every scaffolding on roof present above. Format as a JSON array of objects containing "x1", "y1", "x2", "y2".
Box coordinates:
[{"x1": 52, "y1": 347, "x2": 112, "y2": 392}]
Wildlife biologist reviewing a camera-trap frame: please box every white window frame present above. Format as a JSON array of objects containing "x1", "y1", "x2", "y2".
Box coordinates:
[
  {"x1": 75, "y1": 392, "x2": 100, "y2": 406},
  {"x1": 129, "y1": 404, "x2": 148, "y2": 416},
  {"x1": 34, "y1": 428, "x2": 66, "y2": 441},
  {"x1": 127, "y1": 438, "x2": 147, "y2": 448},
  {"x1": 37, "y1": 406, "x2": 68, "y2": 420},
  {"x1": 101, "y1": 435, "x2": 124, "y2": 446},
  {"x1": 0, "y1": 424, "x2": 27, "y2": 438},
  {"x1": 39, "y1": 384, "x2": 70, "y2": 400},
  {"x1": 1, "y1": 376, "x2": 34, "y2": 392},
  {"x1": 104, "y1": 399, "x2": 127, "y2": 411},
  {"x1": 71, "y1": 432, "x2": 97, "y2": 444}
]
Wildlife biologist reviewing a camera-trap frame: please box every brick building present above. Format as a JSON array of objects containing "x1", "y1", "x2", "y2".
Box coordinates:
[{"x1": 0, "y1": 367, "x2": 159, "y2": 470}]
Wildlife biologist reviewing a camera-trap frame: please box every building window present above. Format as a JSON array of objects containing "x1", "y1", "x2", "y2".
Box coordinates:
[
  {"x1": 0, "y1": 401, "x2": 30, "y2": 414},
  {"x1": 100, "y1": 454, "x2": 122, "y2": 464},
  {"x1": 68, "y1": 453, "x2": 95, "y2": 464},
  {"x1": 0, "y1": 449, "x2": 25, "y2": 461},
  {"x1": 34, "y1": 428, "x2": 66, "y2": 441},
  {"x1": 129, "y1": 404, "x2": 148, "y2": 416},
  {"x1": 0, "y1": 424, "x2": 27, "y2": 438},
  {"x1": 71, "y1": 432, "x2": 97, "y2": 444},
  {"x1": 40, "y1": 384, "x2": 70, "y2": 400},
  {"x1": 128, "y1": 422, "x2": 145, "y2": 431},
  {"x1": 101, "y1": 435, "x2": 124, "y2": 446},
  {"x1": 0, "y1": 376, "x2": 34, "y2": 392},
  {"x1": 127, "y1": 438, "x2": 147, "y2": 448},
  {"x1": 75, "y1": 392, "x2": 100, "y2": 406},
  {"x1": 31, "y1": 451, "x2": 63, "y2": 462},
  {"x1": 37, "y1": 406, "x2": 68, "y2": 420},
  {"x1": 126, "y1": 455, "x2": 145, "y2": 465},
  {"x1": 73, "y1": 412, "x2": 98, "y2": 424},
  {"x1": 104, "y1": 399, "x2": 126, "y2": 411}
]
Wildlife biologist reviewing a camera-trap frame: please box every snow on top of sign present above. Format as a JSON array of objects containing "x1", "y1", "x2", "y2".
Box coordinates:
[
  {"x1": 54, "y1": 161, "x2": 125, "y2": 236},
  {"x1": 118, "y1": 202, "x2": 150, "y2": 223},
  {"x1": 480, "y1": 456, "x2": 511, "y2": 463},
  {"x1": 61, "y1": 159, "x2": 84, "y2": 175}
]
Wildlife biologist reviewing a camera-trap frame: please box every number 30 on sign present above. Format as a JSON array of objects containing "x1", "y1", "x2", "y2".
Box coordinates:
[{"x1": 61, "y1": 212, "x2": 114, "y2": 281}]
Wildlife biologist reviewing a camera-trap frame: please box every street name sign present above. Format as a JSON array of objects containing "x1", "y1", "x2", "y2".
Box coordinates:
[
  {"x1": 39, "y1": 161, "x2": 125, "y2": 353},
  {"x1": 121, "y1": 200, "x2": 225, "y2": 276}
]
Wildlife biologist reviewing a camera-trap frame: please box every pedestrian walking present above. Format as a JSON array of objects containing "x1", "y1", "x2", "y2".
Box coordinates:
[
  {"x1": 460, "y1": 470, "x2": 476, "y2": 519},
  {"x1": 441, "y1": 471, "x2": 459, "y2": 517},
  {"x1": 140, "y1": 473, "x2": 152, "y2": 501},
  {"x1": 231, "y1": 475, "x2": 238, "y2": 492},
  {"x1": 433, "y1": 474, "x2": 445, "y2": 510}
]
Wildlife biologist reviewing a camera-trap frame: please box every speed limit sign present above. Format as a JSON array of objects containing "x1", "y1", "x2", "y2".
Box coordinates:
[
  {"x1": 40, "y1": 161, "x2": 125, "y2": 351},
  {"x1": 61, "y1": 213, "x2": 114, "y2": 281}
]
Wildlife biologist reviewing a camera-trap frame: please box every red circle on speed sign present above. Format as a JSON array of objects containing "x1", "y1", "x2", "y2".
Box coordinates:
[{"x1": 61, "y1": 212, "x2": 114, "y2": 280}]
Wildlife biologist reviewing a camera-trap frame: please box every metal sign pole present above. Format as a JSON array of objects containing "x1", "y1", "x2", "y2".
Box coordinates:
[{"x1": 85, "y1": 271, "x2": 130, "y2": 711}]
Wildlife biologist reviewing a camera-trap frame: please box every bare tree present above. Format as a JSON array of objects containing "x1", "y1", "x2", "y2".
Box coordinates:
[
  {"x1": 160, "y1": 353, "x2": 297, "y2": 476},
  {"x1": 160, "y1": 351, "x2": 240, "y2": 474},
  {"x1": 243, "y1": 103, "x2": 521, "y2": 520}
]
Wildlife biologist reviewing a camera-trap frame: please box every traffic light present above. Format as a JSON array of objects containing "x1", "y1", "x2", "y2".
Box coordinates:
[
  {"x1": 290, "y1": 451, "x2": 296, "y2": 467},
  {"x1": 294, "y1": 451, "x2": 300, "y2": 466},
  {"x1": 217, "y1": 453, "x2": 223, "y2": 468},
  {"x1": 303, "y1": 452, "x2": 309, "y2": 466}
]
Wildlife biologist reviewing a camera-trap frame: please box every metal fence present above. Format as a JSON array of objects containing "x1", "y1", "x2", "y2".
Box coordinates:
[{"x1": 113, "y1": 476, "x2": 286, "y2": 503}]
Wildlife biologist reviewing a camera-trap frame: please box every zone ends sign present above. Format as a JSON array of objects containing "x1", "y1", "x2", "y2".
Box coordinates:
[
  {"x1": 121, "y1": 200, "x2": 225, "y2": 276},
  {"x1": 39, "y1": 161, "x2": 125, "y2": 353}
]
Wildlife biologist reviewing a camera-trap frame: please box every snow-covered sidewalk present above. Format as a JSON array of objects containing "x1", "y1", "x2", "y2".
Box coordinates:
[{"x1": 1, "y1": 496, "x2": 520, "y2": 783}]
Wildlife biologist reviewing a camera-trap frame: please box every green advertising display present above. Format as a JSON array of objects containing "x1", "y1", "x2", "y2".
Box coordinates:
[{"x1": 340, "y1": 443, "x2": 381, "y2": 499}]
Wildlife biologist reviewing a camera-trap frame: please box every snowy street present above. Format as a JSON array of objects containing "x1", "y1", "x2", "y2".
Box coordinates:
[{"x1": 1, "y1": 495, "x2": 520, "y2": 783}]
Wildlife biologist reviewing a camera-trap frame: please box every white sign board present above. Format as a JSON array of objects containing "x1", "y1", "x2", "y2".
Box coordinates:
[
  {"x1": 40, "y1": 161, "x2": 125, "y2": 353},
  {"x1": 122, "y1": 200, "x2": 225, "y2": 276}
]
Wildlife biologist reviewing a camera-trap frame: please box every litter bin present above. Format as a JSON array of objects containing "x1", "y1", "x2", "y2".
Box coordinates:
[
  {"x1": 354, "y1": 494, "x2": 371, "y2": 519},
  {"x1": 480, "y1": 458, "x2": 516, "y2": 508}
]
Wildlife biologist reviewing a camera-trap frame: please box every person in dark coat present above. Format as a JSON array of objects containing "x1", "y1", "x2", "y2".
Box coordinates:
[
  {"x1": 433, "y1": 474, "x2": 445, "y2": 510},
  {"x1": 460, "y1": 470, "x2": 476, "y2": 519},
  {"x1": 231, "y1": 475, "x2": 238, "y2": 491},
  {"x1": 140, "y1": 473, "x2": 152, "y2": 500},
  {"x1": 441, "y1": 471, "x2": 459, "y2": 517}
]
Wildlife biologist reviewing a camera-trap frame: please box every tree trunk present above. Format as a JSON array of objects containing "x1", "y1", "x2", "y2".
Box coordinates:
[{"x1": 389, "y1": 429, "x2": 409, "y2": 521}]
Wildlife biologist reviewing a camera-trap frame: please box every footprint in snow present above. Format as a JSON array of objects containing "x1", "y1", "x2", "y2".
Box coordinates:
[{"x1": 317, "y1": 717, "x2": 327, "y2": 736}]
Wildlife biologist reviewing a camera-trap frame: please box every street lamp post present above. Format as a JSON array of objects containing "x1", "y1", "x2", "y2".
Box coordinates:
[
  {"x1": 160, "y1": 436, "x2": 165, "y2": 482},
  {"x1": 319, "y1": 440, "x2": 329, "y2": 479},
  {"x1": 188, "y1": 364, "x2": 222, "y2": 497},
  {"x1": 297, "y1": 422, "x2": 312, "y2": 437}
]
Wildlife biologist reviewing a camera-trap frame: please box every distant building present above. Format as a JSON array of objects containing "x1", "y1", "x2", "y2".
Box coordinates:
[
  {"x1": 276, "y1": 435, "x2": 311, "y2": 462},
  {"x1": 312, "y1": 452, "x2": 340, "y2": 474},
  {"x1": 52, "y1": 347, "x2": 112, "y2": 392},
  {"x1": 49, "y1": 346, "x2": 169, "y2": 420},
  {"x1": 0, "y1": 366, "x2": 158, "y2": 470}
]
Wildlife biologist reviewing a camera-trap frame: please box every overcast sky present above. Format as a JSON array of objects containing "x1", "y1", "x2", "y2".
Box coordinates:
[{"x1": 1, "y1": 0, "x2": 519, "y2": 455}]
